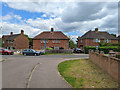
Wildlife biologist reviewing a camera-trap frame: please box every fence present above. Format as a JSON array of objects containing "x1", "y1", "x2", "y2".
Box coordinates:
[
  {"x1": 89, "y1": 50, "x2": 120, "y2": 84},
  {"x1": 45, "y1": 49, "x2": 73, "y2": 54}
]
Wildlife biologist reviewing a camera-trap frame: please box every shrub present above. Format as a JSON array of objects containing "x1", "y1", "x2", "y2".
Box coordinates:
[
  {"x1": 84, "y1": 46, "x2": 119, "y2": 54},
  {"x1": 84, "y1": 46, "x2": 96, "y2": 54},
  {"x1": 116, "y1": 55, "x2": 120, "y2": 59},
  {"x1": 46, "y1": 47, "x2": 53, "y2": 50},
  {"x1": 99, "y1": 46, "x2": 119, "y2": 54},
  {"x1": 59, "y1": 47, "x2": 64, "y2": 49}
]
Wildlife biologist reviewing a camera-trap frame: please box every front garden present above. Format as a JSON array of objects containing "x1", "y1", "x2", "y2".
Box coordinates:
[{"x1": 58, "y1": 59, "x2": 118, "y2": 88}]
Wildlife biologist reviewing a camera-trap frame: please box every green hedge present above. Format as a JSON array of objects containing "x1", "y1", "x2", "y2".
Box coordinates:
[
  {"x1": 84, "y1": 46, "x2": 119, "y2": 54},
  {"x1": 84, "y1": 46, "x2": 96, "y2": 54},
  {"x1": 116, "y1": 55, "x2": 120, "y2": 59},
  {"x1": 102, "y1": 43, "x2": 120, "y2": 46}
]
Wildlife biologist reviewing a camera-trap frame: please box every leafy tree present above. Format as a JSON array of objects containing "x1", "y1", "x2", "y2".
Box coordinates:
[
  {"x1": 0, "y1": 38, "x2": 2, "y2": 47},
  {"x1": 69, "y1": 39, "x2": 76, "y2": 49},
  {"x1": 111, "y1": 34, "x2": 116, "y2": 37},
  {"x1": 24, "y1": 35, "x2": 33, "y2": 48}
]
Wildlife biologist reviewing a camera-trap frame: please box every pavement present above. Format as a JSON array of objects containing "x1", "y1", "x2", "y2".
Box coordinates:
[{"x1": 2, "y1": 54, "x2": 89, "y2": 88}]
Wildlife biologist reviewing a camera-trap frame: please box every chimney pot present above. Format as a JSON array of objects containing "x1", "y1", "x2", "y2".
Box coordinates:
[
  {"x1": 51, "y1": 28, "x2": 54, "y2": 32},
  {"x1": 10, "y1": 32, "x2": 13, "y2": 35},
  {"x1": 95, "y1": 28, "x2": 98, "y2": 32},
  {"x1": 21, "y1": 30, "x2": 24, "y2": 35}
]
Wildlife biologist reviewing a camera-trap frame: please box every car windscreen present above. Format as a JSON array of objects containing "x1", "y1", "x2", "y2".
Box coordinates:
[{"x1": 5, "y1": 49, "x2": 10, "y2": 51}]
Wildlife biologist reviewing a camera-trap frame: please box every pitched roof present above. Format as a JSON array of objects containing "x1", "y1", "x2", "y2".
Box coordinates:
[
  {"x1": 2, "y1": 34, "x2": 21, "y2": 41},
  {"x1": 33, "y1": 31, "x2": 69, "y2": 40},
  {"x1": 78, "y1": 30, "x2": 118, "y2": 40}
]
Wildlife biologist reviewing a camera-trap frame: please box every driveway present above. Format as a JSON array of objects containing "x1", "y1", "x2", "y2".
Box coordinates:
[{"x1": 2, "y1": 54, "x2": 89, "y2": 88}]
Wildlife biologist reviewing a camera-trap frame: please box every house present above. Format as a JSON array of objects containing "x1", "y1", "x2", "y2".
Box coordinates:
[
  {"x1": 118, "y1": 35, "x2": 120, "y2": 43},
  {"x1": 77, "y1": 28, "x2": 118, "y2": 50},
  {"x1": 33, "y1": 28, "x2": 69, "y2": 50},
  {"x1": 2, "y1": 30, "x2": 29, "y2": 49}
]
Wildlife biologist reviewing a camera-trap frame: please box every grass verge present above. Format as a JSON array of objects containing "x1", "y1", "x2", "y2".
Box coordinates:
[{"x1": 58, "y1": 59, "x2": 118, "y2": 88}]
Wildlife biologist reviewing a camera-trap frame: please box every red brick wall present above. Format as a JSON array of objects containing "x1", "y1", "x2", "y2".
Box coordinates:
[
  {"x1": 33, "y1": 39, "x2": 69, "y2": 50},
  {"x1": 14, "y1": 35, "x2": 29, "y2": 49},
  {"x1": 89, "y1": 50, "x2": 120, "y2": 82},
  {"x1": 78, "y1": 39, "x2": 118, "y2": 49}
]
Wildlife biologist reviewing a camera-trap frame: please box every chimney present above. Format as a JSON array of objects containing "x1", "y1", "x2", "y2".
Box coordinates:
[
  {"x1": 95, "y1": 28, "x2": 98, "y2": 32},
  {"x1": 21, "y1": 30, "x2": 24, "y2": 35},
  {"x1": 51, "y1": 28, "x2": 54, "y2": 32},
  {"x1": 10, "y1": 32, "x2": 13, "y2": 35}
]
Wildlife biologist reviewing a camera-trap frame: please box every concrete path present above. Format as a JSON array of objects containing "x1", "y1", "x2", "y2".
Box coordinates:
[{"x1": 2, "y1": 54, "x2": 89, "y2": 88}]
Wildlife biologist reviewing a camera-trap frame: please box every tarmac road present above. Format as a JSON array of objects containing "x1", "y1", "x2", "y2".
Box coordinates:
[{"x1": 2, "y1": 54, "x2": 89, "y2": 88}]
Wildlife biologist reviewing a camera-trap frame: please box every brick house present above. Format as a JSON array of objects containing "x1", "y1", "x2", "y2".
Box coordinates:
[
  {"x1": 33, "y1": 28, "x2": 69, "y2": 50},
  {"x1": 77, "y1": 28, "x2": 118, "y2": 50},
  {"x1": 2, "y1": 30, "x2": 29, "y2": 49}
]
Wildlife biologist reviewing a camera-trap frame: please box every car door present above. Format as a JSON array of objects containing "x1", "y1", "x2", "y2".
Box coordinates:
[{"x1": 29, "y1": 49, "x2": 34, "y2": 55}]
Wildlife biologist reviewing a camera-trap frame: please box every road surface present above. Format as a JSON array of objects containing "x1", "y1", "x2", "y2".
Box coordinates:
[{"x1": 2, "y1": 54, "x2": 89, "y2": 88}]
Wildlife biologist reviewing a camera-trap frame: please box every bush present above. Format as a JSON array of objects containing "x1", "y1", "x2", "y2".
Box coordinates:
[
  {"x1": 102, "y1": 43, "x2": 120, "y2": 46},
  {"x1": 84, "y1": 46, "x2": 96, "y2": 54},
  {"x1": 59, "y1": 47, "x2": 64, "y2": 49},
  {"x1": 45, "y1": 47, "x2": 53, "y2": 50},
  {"x1": 84, "y1": 46, "x2": 119, "y2": 54},
  {"x1": 116, "y1": 55, "x2": 120, "y2": 59},
  {"x1": 99, "y1": 46, "x2": 119, "y2": 54}
]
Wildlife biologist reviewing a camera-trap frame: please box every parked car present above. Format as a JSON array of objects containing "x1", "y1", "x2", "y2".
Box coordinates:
[
  {"x1": 22, "y1": 49, "x2": 41, "y2": 56},
  {"x1": 73, "y1": 48, "x2": 84, "y2": 53},
  {"x1": 0, "y1": 49, "x2": 14, "y2": 55}
]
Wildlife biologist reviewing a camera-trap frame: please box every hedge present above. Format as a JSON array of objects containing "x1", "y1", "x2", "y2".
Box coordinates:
[
  {"x1": 84, "y1": 46, "x2": 119, "y2": 54},
  {"x1": 84, "y1": 46, "x2": 96, "y2": 54}
]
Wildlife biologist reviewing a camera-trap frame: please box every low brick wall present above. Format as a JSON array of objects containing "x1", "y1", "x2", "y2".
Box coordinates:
[
  {"x1": 45, "y1": 49, "x2": 73, "y2": 54},
  {"x1": 89, "y1": 50, "x2": 120, "y2": 83}
]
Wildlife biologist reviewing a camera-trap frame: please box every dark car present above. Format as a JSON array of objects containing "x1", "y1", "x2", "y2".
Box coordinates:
[
  {"x1": 22, "y1": 49, "x2": 40, "y2": 56},
  {"x1": 73, "y1": 48, "x2": 84, "y2": 53},
  {"x1": 0, "y1": 49, "x2": 14, "y2": 55}
]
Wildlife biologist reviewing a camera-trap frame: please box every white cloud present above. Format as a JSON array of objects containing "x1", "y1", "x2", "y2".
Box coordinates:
[
  {"x1": 1, "y1": 2, "x2": 118, "y2": 39},
  {"x1": 1, "y1": 15, "x2": 12, "y2": 20},
  {"x1": 1, "y1": 22, "x2": 41, "y2": 37}
]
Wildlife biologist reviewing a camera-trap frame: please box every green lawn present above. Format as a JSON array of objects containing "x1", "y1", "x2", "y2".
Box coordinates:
[{"x1": 58, "y1": 59, "x2": 118, "y2": 88}]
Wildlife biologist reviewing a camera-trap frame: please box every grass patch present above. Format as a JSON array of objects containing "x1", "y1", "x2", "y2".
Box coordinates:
[
  {"x1": 58, "y1": 59, "x2": 118, "y2": 88},
  {"x1": 0, "y1": 59, "x2": 5, "y2": 62}
]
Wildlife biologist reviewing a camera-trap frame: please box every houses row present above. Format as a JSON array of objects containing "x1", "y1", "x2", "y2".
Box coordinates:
[{"x1": 2, "y1": 28, "x2": 119, "y2": 50}]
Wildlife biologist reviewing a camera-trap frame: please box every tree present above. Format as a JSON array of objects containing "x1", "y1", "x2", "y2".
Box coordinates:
[
  {"x1": 111, "y1": 34, "x2": 116, "y2": 37},
  {"x1": 69, "y1": 39, "x2": 76, "y2": 49},
  {"x1": 24, "y1": 35, "x2": 33, "y2": 48},
  {"x1": 0, "y1": 38, "x2": 2, "y2": 47}
]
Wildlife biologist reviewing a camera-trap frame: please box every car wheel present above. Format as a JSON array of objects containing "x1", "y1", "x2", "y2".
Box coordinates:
[
  {"x1": 5, "y1": 52, "x2": 8, "y2": 55},
  {"x1": 34, "y1": 54, "x2": 37, "y2": 56}
]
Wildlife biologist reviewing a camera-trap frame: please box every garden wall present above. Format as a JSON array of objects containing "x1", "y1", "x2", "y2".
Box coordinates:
[{"x1": 89, "y1": 50, "x2": 120, "y2": 84}]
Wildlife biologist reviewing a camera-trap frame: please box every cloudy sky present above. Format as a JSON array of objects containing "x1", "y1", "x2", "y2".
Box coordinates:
[{"x1": 0, "y1": 0, "x2": 119, "y2": 42}]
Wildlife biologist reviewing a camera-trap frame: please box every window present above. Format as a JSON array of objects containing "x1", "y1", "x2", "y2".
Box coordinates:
[
  {"x1": 10, "y1": 41, "x2": 13, "y2": 43},
  {"x1": 109, "y1": 39, "x2": 111, "y2": 43},
  {"x1": 96, "y1": 39, "x2": 98, "y2": 42},
  {"x1": 44, "y1": 40, "x2": 45, "y2": 43},
  {"x1": 107, "y1": 39, "x2": 109, "y2": 43},
  {"x1": 46, "y1": 40, "x2": 48, "y2": 43},
  {"x1": 58, "y1": 40, "x2": 60, "y2": 43},
  {"x1": 53, "y1": 40, "x2": 55, "y2": 43},
  {"x1": 2, "y1": 41, "x2": 4, "y2": 44},
  {"x1": 41, "y1": 40, "x2": 43, "y2": 43},
  {"x1": 81, "y1": 40, "x2": 82, "y2": 43},
  {"x1": 93, "y1": 39, "x2": 96, "y2": 42},
  {"x1": 104, "y1": 39, "x2": 106, "y2": 42}
]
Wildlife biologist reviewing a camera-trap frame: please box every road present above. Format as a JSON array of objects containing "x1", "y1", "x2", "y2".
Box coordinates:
[{"x1": 2, "y1": 54, "x2": 89, "y2": 88}]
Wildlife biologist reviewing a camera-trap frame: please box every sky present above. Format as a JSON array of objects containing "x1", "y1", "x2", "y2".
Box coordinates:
[{"x1": 0, "y1": 0, "x2": 119, "y2": 43}]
